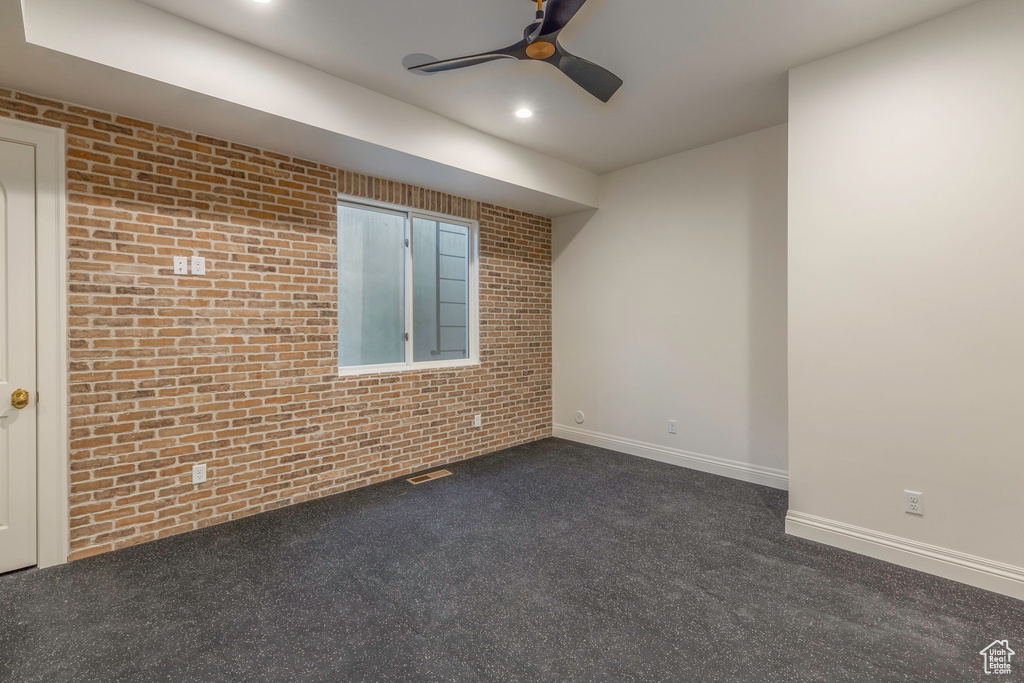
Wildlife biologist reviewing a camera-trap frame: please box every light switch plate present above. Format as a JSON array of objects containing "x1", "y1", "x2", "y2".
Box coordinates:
[
  {"x1": 173, "y1": 256, "x2": 188, "y2": 275},
  {"x1": 191, "y1": 256, "x2": 206, "y2": 275}
]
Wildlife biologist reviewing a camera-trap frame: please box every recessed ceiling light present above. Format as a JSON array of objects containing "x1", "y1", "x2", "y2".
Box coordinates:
[
  {"x1": 251, "y1": 0, "x2": 272, "y2": 4},
  {"x1": 515, "y1": 108, "x2": 534, "y2": 119}
]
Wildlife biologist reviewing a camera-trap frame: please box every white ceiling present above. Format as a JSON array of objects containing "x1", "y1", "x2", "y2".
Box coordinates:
[
  {"x1": 6, "y1": 0, "x2": 600, "y2": 216},
  {"x1": 138, "y1": 0, "x2": 978, "y2": 174}
]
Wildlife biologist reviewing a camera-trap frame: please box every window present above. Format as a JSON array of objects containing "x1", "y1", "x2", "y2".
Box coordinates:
[{"x1": 337, "y1": 199, "x2": 478, "y2": 373}]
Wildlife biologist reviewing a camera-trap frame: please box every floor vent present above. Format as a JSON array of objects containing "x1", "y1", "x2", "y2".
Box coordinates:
[{"x1": 406, "y1": 469, "x2": 453, "y2": 485}]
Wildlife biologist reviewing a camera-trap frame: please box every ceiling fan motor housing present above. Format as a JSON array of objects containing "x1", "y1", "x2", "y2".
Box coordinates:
[{"x1": 526, "y1": 41, "x2": 556, "y2": 60}]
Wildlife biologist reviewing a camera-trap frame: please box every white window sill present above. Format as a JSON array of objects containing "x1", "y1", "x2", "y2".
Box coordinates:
[{"x1": 337, "y1": 359, "x2": 481, "y2": 377}]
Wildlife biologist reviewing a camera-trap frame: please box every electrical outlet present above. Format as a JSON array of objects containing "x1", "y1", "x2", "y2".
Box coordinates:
[
  {"x1": 192, "y1": 464, "x2": 207, "y2": 484},
  {"x1": 574, "y1": 411, "x2": 585, "y2": 424},
  {"x1": 904, "y1": 490, "x2": 923, "y2": 516},
  {"x1": 474, "y1": 415, "x2": 482, "y2": 428},
  {"x1": 190, "y1": 256, "x2": 206, "y2": 275},
  {"x1": 173, "y1": 256, "x2": 188, "y2": 275},
  {"x1": 668, "y1": 420, "x2": 677, "y2": 434}
]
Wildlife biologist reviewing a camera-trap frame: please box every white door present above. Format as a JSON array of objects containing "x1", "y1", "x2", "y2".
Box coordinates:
[{"x1": 0, "y1": 139, "x2": 37, "y2": 573}]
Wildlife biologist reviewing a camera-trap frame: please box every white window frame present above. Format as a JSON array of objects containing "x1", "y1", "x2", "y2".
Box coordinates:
[{"x1": 337, "y1": 197, "x2": 480, "y2": 376}]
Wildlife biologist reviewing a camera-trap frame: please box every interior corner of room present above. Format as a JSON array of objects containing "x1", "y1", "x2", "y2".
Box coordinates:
[{"x1": 1, "y1": 0, "x2": 1022, "y2": 679}]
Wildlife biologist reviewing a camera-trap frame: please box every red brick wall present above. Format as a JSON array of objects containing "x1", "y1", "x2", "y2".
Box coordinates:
[{"x1": 0, "y1": 89, "x2": 552, "y2": 561}]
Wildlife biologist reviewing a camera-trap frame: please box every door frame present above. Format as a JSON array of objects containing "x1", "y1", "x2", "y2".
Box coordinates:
[{"x1": 0, "y1": 117, "x2": 68, "y2": 568}]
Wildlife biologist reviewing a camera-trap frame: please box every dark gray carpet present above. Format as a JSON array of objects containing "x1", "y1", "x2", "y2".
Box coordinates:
[{"x1": 1, "y1": 438, "x2": 1021, "y2": 682}]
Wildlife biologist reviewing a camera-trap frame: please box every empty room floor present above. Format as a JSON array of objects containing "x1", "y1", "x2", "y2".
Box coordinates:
[{"x1": 1, "y1": 439, "x2": 1020, "y2": 682}]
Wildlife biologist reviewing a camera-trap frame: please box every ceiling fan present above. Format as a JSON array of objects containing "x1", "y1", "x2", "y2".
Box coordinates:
[{"x1": 403, "y1": 0, "x2": 622, "y2": 103}]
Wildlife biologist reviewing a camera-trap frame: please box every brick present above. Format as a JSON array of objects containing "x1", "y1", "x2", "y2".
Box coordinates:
[{"x1": 0, "y1": 87, "x2": 552, "y2": 559}]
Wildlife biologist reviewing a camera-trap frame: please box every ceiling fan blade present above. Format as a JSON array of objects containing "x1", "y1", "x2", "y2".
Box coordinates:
[
  {"x1": 554, "y1": 46, "x2": 623, "y2": 102},
  {"x1": 406, "y1": 42, "x2": 527, "y2": 74},
  {"x1": 540, "y1": 0, "x2": 589, "y2": 35}
]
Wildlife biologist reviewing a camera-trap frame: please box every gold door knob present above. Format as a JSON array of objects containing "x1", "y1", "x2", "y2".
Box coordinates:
[{"x1": 11, "y1": 389, "x2": 29, "y2": 409}]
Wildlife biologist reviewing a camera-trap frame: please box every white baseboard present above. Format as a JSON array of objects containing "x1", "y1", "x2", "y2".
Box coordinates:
[
  {"x1": 786, "y1": 510, "x2": 1024, "y2": 601},
  {"x1": 552, "y1": 424, "x2": 789, "y2": 490}
]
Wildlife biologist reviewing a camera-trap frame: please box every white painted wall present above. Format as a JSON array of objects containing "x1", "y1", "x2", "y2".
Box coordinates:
[
  {"x1": 553, "y1": 125, "x2": 789, "y2": 488},
  {"x1": 787, "y1": 0, "x2": 1024, "y2": 597}
]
